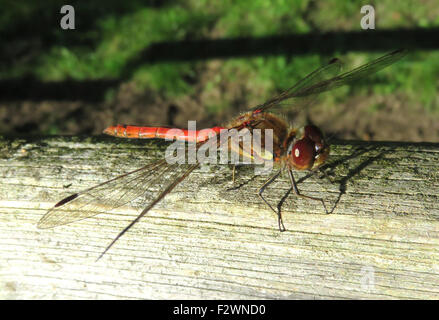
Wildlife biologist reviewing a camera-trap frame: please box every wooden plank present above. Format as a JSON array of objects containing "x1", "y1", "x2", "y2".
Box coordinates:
[{"x1": 0, "y1": 135, "x2": 438, "y2": 299}]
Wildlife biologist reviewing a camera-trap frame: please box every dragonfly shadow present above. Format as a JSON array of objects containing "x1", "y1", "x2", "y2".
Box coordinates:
[
  {"x1": 276, "y1": 143, "x2": 386, "y2": 218},
  {"x1": 323, "y1": 147, "x2": 386, "y2": 214},
  {"x1": 224, "y1": 143, "x2": 386, "y2": 223}
]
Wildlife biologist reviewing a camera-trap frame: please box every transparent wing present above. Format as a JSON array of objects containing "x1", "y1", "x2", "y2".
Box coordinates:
[
  {"x1": 38, "y1": 159, "x2": 198, "y2": 229},
  {"x1": 251, "y1": 57, "x2": 343, "y2": 113},
  {"x1": 252, "y1": 49, "x2": 407, "y2": 113}
]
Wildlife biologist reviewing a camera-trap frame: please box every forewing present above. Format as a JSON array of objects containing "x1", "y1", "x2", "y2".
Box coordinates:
[
  {"x1": 291, "y1": 49, "x2": 407, "y2": 97},
  {"x1": 252, "y1": 49, "x2": 407, "y2": 113},
  {"x1": 251, "y1": 57, "x2": 343, "y2": 113},
  {"x1": 38, "y1": 159, "x2": 198, "y2": 228}
]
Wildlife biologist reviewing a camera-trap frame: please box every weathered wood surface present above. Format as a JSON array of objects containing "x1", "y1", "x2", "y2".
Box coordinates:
[{"x1": 0, "y1": 135, "x2": 438, "y2": 299}]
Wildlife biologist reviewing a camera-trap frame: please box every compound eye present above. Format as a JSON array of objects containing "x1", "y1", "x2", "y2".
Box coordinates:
[
  {"x1": 305, "y1": 124, "x2": 328, "y2": 154},
  {"x1": 290, "y1": 138, "x2": 315, "y2": 170},
  {"x1": 305, "y1": 125, "x2": 324, "y2": 144}
]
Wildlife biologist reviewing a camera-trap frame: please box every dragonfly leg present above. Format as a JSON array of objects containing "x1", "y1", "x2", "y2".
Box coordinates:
[
  {"x1": 258, "y1": 170, "x2": 285, "y2": 232},
  {"x1": 312, "y1": 167, "x2": 334, "y2": 184},
  {"x1": 321, "y1": 169, "x2": 335, "y2": 184},
  {"x1": 288, "y1": 169, "x2": 328, "y2": 214}
]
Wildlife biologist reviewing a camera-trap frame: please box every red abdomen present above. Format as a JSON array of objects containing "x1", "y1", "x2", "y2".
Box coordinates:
[{"x1": 103, "y1": 125, "x2": 224, "y2": 143}]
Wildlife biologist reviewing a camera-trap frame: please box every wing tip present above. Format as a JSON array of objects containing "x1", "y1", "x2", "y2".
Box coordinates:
[
  {"x1": 55, "y1": 193, "x2": 79, "y2": 207},
  {"x1": 37, "y1": 215, "x2": 52, "y2": 229},
  {"x1": 390, "y1": 48, "x2": 408, "y2": 58},
  {"x1": 37, "y1": 193, "x2": 79, "y2": 229},
  {"x1": 392, "y1": 48, "x2": 407, "y2": 54}
]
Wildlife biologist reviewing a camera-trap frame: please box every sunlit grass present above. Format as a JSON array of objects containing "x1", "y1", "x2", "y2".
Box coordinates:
[{"x1": 0, "y1": 0, "x2": 438, "y2": 112}]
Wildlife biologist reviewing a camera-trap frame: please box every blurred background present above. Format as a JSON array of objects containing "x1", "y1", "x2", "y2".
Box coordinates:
[{"x1": 1, "y1": 0, "x2": 438, "y2": 142}]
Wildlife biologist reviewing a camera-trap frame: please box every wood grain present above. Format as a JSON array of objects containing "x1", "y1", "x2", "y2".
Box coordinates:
[{"x1": 0, "y1": 135, "x2": 438, "y2": 299}]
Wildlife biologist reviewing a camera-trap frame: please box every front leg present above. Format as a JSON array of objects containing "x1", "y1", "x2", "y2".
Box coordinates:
[{"x1": 288, "y1": 169, "x2": 328, "y2": 214}]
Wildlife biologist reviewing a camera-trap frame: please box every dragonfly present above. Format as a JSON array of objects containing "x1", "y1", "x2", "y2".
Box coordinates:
[{"x1": 38, "y1": 49, "x2": 407, "y2": 260}]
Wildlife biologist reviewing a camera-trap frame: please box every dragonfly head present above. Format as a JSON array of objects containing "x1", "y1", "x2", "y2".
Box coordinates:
[{"x1": 287, "y1": 125, "x2": 330, "y2": 171}]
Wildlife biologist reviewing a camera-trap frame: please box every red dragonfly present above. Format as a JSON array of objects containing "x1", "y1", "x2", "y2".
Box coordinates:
[{"x1": 38, "y1": 49, "x2": 407, "y2": 260}]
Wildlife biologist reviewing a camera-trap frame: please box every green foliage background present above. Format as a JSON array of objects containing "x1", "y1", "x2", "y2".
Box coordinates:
[{"x1": 1, "y1": 0, "x2": 438, "y2": 134}]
